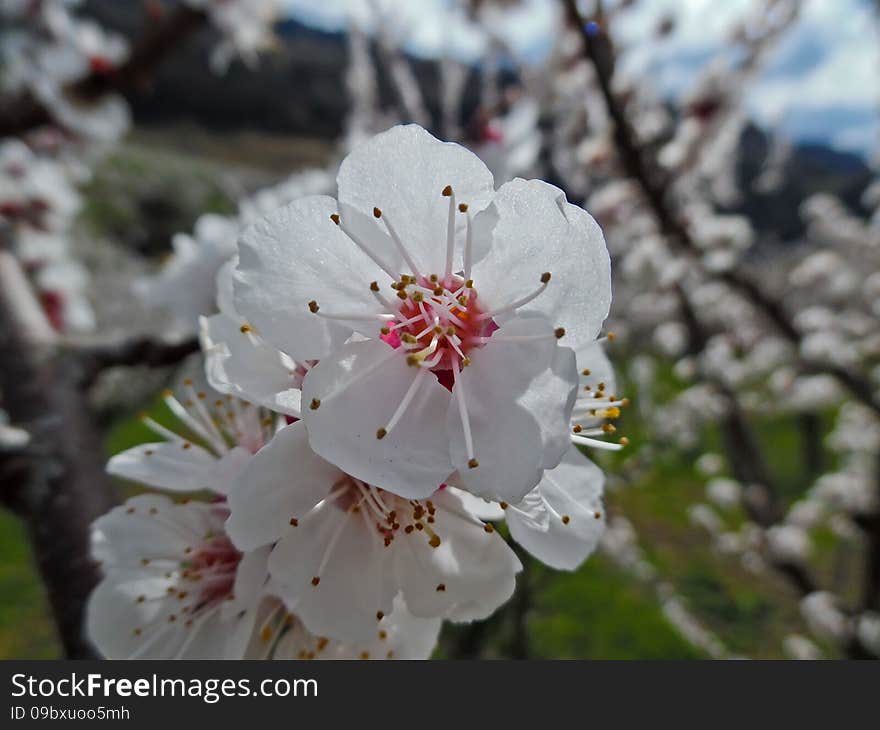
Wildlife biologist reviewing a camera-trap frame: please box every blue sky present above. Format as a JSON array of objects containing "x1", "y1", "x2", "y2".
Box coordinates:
[{"x1": 284, "y1": 0, "x2": 879, "y2": 158}]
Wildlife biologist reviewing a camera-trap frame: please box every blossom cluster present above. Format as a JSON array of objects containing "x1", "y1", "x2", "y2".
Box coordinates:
[{"x1": 88, "y1": 124, "x2": 620, "y2": 659}]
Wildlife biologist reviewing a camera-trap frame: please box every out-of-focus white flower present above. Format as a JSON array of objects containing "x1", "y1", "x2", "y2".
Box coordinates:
[
  {"x1": 782, "y1": 634, "x2": 822, "y2": 660},
  {"x1": 233, "y1": 125, "x2": 611, "y2": 502},
  {"x1": 0, "y1": 408, "x2": 30, "y2": 450},
  {"x1": 688, "y1": 503, "x2": 722, "y2": 535},
  {"x1": 856, "y1": 612, "x2": 880, "y2": 658},
  {"x1": 696, "y1": 452, "x2": 724, "y2": 477},
  {"x1": 472, "y1": 97, "x2": 542, "y2": 184},
  {"x1": 766, "y1": 524, "x2": 811, "y2": 565},
  {"x1": 136, "y1": 214, "x2": 240, "y2": 338},
  {"x1": 706, "y1": 477, "x2": 742, "y2": 510},
  {"x1": 184, "y1": 0, "x2": 282, "y2": 72},
  {"x1": 801, "y1": 591, "x2": 850, "y2": 644}
]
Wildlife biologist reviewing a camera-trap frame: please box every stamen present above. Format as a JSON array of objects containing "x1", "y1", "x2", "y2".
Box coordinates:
[
  {"x1": 477, "y1": 273, "x2": 551, "y2": 320},
  {"x1": 444, "y1": 187, "x2": 456, "y2": 277},
  {"x1": 570, "y1": 434, "x2": 624, "y2": 451},
  {"x1": 378, "y1": 368, "x2": 428, "y2": 438},
  {"x1": 452, "y1": 365, "x2": 477, "y2": 467},
  {"x1": 375, "y1": 207, "x2": 422, "y2": 279},
  {"x1": 463, "y1": 209, "x2": 473, "y2": 280}
]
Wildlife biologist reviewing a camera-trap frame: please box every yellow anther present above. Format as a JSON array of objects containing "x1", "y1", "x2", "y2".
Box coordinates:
[{"x1": 239, "y1": 323, "x2": 252, "y2": 334}]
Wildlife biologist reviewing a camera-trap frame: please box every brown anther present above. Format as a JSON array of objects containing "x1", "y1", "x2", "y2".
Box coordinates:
[
  {"x1": 412, "y1": 292, "x2": 424, "y2": 302},
  {"x1": 434, "y1": 287, "x2": 444, "y2": 296},
  {"x1": 561, "y1": 515, "x2": 571, "y2": 525},
  {"x1": 289, "y1": 518, "x2": 298, "y2": 527},
  {"x1": 573, "y1": 425, "x2": 583, "y2": 433},
  {"x1": 404, "y1": 525, "x2": 414, "y2": 534},
  {"x1": 429, "y1": 274, "x2": 438, "y2": 282},
  {"x1": 397, "y1": 290, "x2": 408, "y2": 300},
  {"x1": 373, "y1": 207, "x2": 382, "y2": 218},
  {"x1": 483, "y1": 524, "x2": 495, "y2": 533},
  {"x1": 607, "y1": 331, "x2": 617, "y2": 341},
  {"x1": 436, "y1": 583, "x2": 446, "y2": 592},
  {"x1": 406, "y1": 354, "x2": 420, "y2": 367},
  {"x1": 182, "y1": 442, "x2": 192, "y2": 450},
  {"x1": 555, "y1": 327, "x2": 566, "y2": 339},
  {"x1": 442, "y1": 185, "x2": 453, "y2": 197},
  {"x1": 582, "y1": 368, "x2": 591, "y2": 376},
  {"x1": 376, "y1": 427, "x2": 387, "y2": 440},
  {"x1": 309, "y1": 398, "x2": 321, "y2": 410},
  {"x1": 380, "y1": 326, "x2": 391, "y2": 335},
  {"x1": 602, "y1": 423, "x2": 616, "y2": 433},
  {"x1": 458, "y1": 202, "x2": 468, "y2": 212},
  {"x1": 261, "y1": 626, "x2": 272, "y2": 642},
  {"x1": 465, "y1": 279, "x2": 474, "y2": 288},
  {"x1": 136, "y1": 595, "x2": 145, "y2": 603},
  {"x1": 376, "y1": 611, "x2": 384, "y2": 621},
  {"x1": 360, "y1": 651, "x2": 370, "y2": 660},
  {"x1": 468, "y1": 458, "x2": 479, "y2": 469},
  {"x1": 145, "y1": 450, "x2": 154, "y2": 456},
  {"x1": 168, "y1": 615, "x2": 177, "y2": 623},
  {"x1": 378, "y1": 630, "x2": 388, "y2": 640},
  {"x1": 429, "y1": 535, "x2": 441, "y2": 548},
  {"x1": 415, "y1": 523, "x2": 424, "y2": 531},
  {"x1": 308, "y1": 300, "x2": 319, "y2": 313},
  {"x1": 311, "y1": 576, "x2": 321, "y2": 586},
  {"x1": 330, "y1": 213, "x2": 340, "y2": 225},
  {"x1": 183, "y1": 378, "x2": 193, "y2": 386},
  {"x1": 499, "y1": 501, "x2": 509, "y2": 510},
  {"x1": 594, "y1": 511, "x2": 602, "y2": 520},
  {"x1": 126, "y1": 507, "x2": 135, "y2": 514},
  {"x1": 427, "y1": 516, "x2": 435, "y2": 524},
  {"x1": 462, "y1": 357, "x2": 471, "y2": 367},
  {"x1": 370, "y1": 281, "x2": 380, "y2": 291},
  {"x1": 540, "y1": 272, "x2": 552, "y2": 284}
]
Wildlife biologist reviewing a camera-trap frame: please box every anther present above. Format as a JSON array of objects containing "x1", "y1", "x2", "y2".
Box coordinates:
[
  {"x1": 582, "y1": 368, "x2": 591, "y2": 376},
  {"x1": 483, "y1": 524, "x2": 494, "y2": 533},
  {"x1": 289, "y1": 518, "x2": 298, "y2": 527},
  {"x1": 429, "y1": 535, "x2": 441, "y2": 548},
  {"x1": 376, "y1": 611, "x2": 384, "y2": 621},
  {"x1": 554, "y1": 327, "x2": 566, "y2": 339},
  {"x1": 562, "y1": 515, "x2": 571, "y2": 525},
  {"x1": 594, "y1": 511, "x2": 602, "y2": 520},
  {"x1": 308, "y1": 300, "x2": 319, "y2": 313},
  {"x1": 397, "y1": 290, "x2": 408, "y2": 300},
  {"x1": 373, "y1": 207, "x2": 382, "y2": 218},
  {"x1": 436, "y1": 583, "x2": 446, "y2": 592},
  {"x1": 465, "y1": 279, "x2": 474, "y2": 288},
  {"x1": 380, "y1": 326, "x2": 391, "y2": 335},
  {"x1": 429, "y1": 274, "x2": 438, "y2": 283},
  {"x1": 468, "y1": 458, "x2": 479, "y2": 469},
  {"x1": 309, "y1": 398, "x2": 321, "y2": 410},
  {"x1": 607, "y1": 332, "x2": 617, "y2": 341},
  {"x1": 619, "y1": 437, "x2": 630, "y2": 446},
  {"x1": 499, "y1": 502, "x2": 508, "y2": 510},
  {"x1": 311, "y1": 576, "x2": 321, "y2": 586},
  {"x1": 541, "y1": 272, "x2": 552, "y2": 284},
  {"x1": 240, "y1": 323, "x2": 252, "y2": 333},
  {"x1": 370, "y1": 281, "x2": 380, "y2": 291},
  {"x1": 458, "y1": 202, "x2": 468, "y2": 212},
  {"x1": 442, "y1": 185, "x2": 453, "y2": 197},
  {"x1": 376, "y1": 427, "x2": 387, "y2": 440},
  {"x1": 573, "y1": 425, "x2": 583, "y2": 433}
]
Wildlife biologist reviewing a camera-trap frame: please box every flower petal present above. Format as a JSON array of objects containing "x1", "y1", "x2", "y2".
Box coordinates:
[
  {"x1": 201, "y1": 313, "x2": 302, "y2": 417},
  {"x1": 507, "y1": 448, "x2": 605, "y2": 570},
  {"x1": 301, "y1": 339, "x2": 454, "y2": 499},
  {"x1": 269, "y1": 506, "x2": 396, "y2": 643},
  {"x1": 448, "y1": 316, "x2": 577, "y2": 502},
  {"x1": 234, "y1": 195, "x2": 392, "y2": 361},
  {"x1": 107, "y1": 442, "x2": 219, "y2": 493},
  {"x1": 394, "y1": 489, "x2": 521, "y2": 622},
  {"x1": 226, "y1": 422, "x2": 339, "y2": 551},
  {"x1": 471, "y1": 178, "x2": 611, "y2": 349},
  {"x1": 337, "y1": 124, "x2": 495, "y2": 276}
]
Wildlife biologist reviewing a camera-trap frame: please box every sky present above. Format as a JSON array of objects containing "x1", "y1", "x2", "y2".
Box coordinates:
[{"x1": 283, "y1": 0, "x2": 879, "y2": 158}]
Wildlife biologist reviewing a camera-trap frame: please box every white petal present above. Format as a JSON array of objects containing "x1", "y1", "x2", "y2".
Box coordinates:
[
  {"x1": 200, "y1": 313, "x2": 302, "y2": 417},
  {"x1": 507, "y1": 449, "x2": 605, "y2": 570},
  {"x1": 446, "y1": 486, "x2": 505, "y2": 521},
  {"x1": 107, "y1": 441, "x2": 219, "y2": 494},
  {"x1": 223, "y1": 546, "x2": 271, "y2": 620},
  {"x1": 233, "y1": 195, "x2": 391, "y2": 361},
  {"x1": 471, "y1": 178, "x2": 611, "y2": 349},
  {"x1": 226, "y1": 422, "x2": 339, "y2": 551},
  {"x1": 337, "y1": 124, "x2": 495, "y2": 276},
  {"x1": 575, "y1": 340, "x2": 617, "y2": 395},
  {"x1": 448, "y1": 316, "x2": 577, "y2": 502},
  {"x1": 301, "y1": 339, "x2": 454, "y2": 499},
  {"x1": 269, "y1": 506, "x2": 395, "y2": 643},
  {"x1": 394, "y1": 489, "x2": 520, "y2": 622}
]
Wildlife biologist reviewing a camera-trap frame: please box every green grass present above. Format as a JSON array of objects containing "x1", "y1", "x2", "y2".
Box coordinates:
[{"x1": 0, "y1": 511, "x2": 59, "y2": 658}]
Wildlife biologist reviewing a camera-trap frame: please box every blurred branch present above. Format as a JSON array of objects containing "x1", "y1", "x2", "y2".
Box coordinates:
[
  {"x1": 0, "y1": 254, "x2": 117, "y2": 659},
  {"x1": 0, "y1": 5, "x2": 207, "y2": 137},
  {"x1": 561, "y1": 0, "x2": 880, "y2": 418},
  {"x1": 73, "y1": 335, "x2": 200, "y2": 387}
]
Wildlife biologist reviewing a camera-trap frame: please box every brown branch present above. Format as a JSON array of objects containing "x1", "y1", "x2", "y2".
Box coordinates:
[
  {"x1": 0, "y1": 5, "x2": 207, "y2": 138},
  {"x1": 74, "y1": 335, "x2": 199, "y2": 387},
  {"x1": 0, "y1": 288, "x2": 117, "y2": 658}
]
